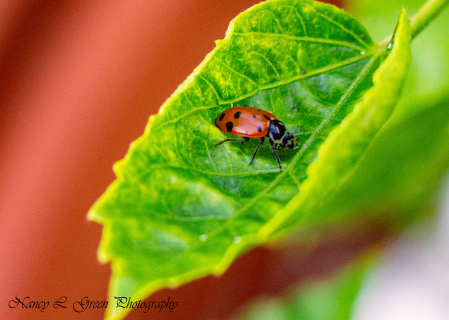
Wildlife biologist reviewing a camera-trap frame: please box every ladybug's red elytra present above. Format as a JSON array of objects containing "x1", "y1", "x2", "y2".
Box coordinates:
[{"x1": 214, "y1": 105, "x2": 300, "y2": 171}]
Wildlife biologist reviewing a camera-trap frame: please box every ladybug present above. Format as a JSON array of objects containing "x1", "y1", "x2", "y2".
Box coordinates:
[{"x1": 214, "y1": 105, "x2": 299, "y2": 171}]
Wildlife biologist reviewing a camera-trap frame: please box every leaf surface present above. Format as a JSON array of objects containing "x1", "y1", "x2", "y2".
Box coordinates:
[{"x1": 87, "y1": 1, "x2": 411, "y2": 319}]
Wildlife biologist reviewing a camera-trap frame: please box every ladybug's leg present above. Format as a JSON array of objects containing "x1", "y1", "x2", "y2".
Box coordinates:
[
  {"x1": 249, "y1": 137, "x2": 265, "y2": 165},
  {"x1": 215, "y1": 137, "x2": 249, "y2": 146},
  {"x1": 269, "y1": 140, "x2": 282, "y2": 171}
]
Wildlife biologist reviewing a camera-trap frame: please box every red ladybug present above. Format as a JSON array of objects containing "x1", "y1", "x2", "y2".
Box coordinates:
[{"x1": 214, "y1": 105, "x2": 299, "y2": 171}]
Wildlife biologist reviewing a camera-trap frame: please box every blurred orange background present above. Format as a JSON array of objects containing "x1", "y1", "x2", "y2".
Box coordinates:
[{"x1": 0, "y1": 1, "x2": 372, "y2": 320}]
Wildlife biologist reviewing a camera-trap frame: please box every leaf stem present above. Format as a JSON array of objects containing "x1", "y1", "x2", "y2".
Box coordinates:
[
  {"x1": 410, "y1": 0, "x2": 449, "y2": 39},
  {"x1": 380, "y1": 0, "x2": 448, "y2": 45}
]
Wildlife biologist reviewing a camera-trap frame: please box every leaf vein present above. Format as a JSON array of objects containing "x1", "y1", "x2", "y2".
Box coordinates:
[
  {"x1": 279, "y1": 4, "x2": 308, "y2": 36},
  {"x1": 212, "y1": 55, "x2": 259, "y2": 86},
  {"x1": 233, "y1": 32, "x2": 366, "y2": 51},
  {"x1": 248, "y1": 51, "x2": 281, "y2": 79},
  {"x1": 260, "y1": 9, "x2": 285, "y2": 34},
  {"x1": 199, "y1": 74, "x2": 221, "y2": 101},
  {"x1": 309, "y1": 6, "x2": 368, "y2": 48}
]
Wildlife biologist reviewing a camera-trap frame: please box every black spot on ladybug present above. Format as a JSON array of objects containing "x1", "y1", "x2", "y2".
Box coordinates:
[
  {"x1": 219, "y1": 113, "x2": 225, "y2": 121},
  {"x1": 234, "y1": 111, "x2": 241, "y2": 119},
  {"x1": 263, "y1": 115, "x2": 270, "y2": 121},
  {"x1": 257, "y1": 109, "x2": 262, "y2": 111},
  {"x1": 257, "y1": 125, "x2": 262, "y2": 132},
  {"x1": 226, "y1": 121, "x2": 234, "y2": 132},
  {"x1": 252, "y1": 115, "x2": 257, "y2": 119}
]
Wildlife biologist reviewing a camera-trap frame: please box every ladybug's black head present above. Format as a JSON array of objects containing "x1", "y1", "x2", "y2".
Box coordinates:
[
  {"x1": 280, "y1": 132, "x2": 299, "y2": 150},
  {"x1": 268, "y1": 120, "x2": 300, "y2": 151}
]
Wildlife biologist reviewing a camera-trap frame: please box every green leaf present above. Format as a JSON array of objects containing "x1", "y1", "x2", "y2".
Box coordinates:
[
  {"x1": 262, "y1": 7, "x2": 411, "y2": 236},
  {"x1": 88, "y1": 1, "x2": 411, "y2": 319}
]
